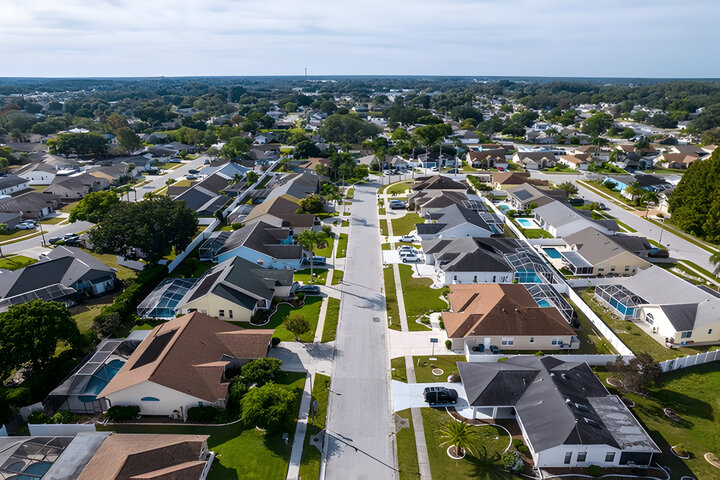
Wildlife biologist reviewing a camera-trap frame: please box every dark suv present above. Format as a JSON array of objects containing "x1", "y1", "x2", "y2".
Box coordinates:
[{"x1": 423, "y1": 386, "x2": 458, "y2": 405}]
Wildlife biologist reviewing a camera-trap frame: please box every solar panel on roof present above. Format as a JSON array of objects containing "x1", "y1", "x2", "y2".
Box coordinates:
[
  {"x1": 186, "y1": 269, "x2": 223, "y2": 302},
  {"x1": 515, "y1": 190, "x2": 533, "y2": 200},
  {"x1": 131, "y1": 329, "x2": 177, "y2": 370}
]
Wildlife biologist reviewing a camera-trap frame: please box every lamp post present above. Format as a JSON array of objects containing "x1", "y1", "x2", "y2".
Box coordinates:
[{"x1": 658, "y1": 217, "x2": 667, "y2": 245}]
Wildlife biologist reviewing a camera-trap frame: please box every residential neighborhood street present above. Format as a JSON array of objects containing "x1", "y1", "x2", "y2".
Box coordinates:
[{"x1": 323, "y1": 180, "x2": 396, "y2": 479}]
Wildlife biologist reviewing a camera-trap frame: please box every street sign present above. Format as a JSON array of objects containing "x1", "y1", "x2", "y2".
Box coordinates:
[{"x1": 429, "y1": 338, "x2": 439, "y2": 343}]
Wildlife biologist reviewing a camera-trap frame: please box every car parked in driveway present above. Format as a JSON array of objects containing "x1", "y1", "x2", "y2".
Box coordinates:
[
  {"x1": 423, "y1": 387, "x2": 458, "y2": 405},
  {"x1": 398, "y1": 246, "x2": 419, "y2": 254},
  {"x1": 16, "y1": 221, "x2": 36, "y2": 230},
  {"x1": 400, "y1": 252, "x2": 419, "y2": 263},
  {"x1": 301, "y1": 256, "x2": 327, "y2": 266},
  {"x1": 399, "y1": 235, "x2": 415, "y2": 242},
  {"x1": 49, "y1": 236, "x2": 63, "y2": 245},
  {"x1": 648, "y1": 247, "x2": 670, "y2": 258},
  {"x1": 389, "y1": 200, "x2": 406, "y2": 209},
  {"x1": 296, "y1": 285, "x2": 321, "y2": 295}
]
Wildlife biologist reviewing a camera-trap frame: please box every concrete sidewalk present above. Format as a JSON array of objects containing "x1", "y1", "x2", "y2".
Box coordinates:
[{"x1": 286, "y1": 373, "x2": 313, "y2": 480}]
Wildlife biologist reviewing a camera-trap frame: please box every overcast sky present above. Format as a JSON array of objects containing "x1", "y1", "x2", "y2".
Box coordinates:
[{"x1": 1, "y1": 0, "x2": 718, "y2": 78}]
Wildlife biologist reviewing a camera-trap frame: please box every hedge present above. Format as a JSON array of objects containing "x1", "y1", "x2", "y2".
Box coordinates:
[{"x1": 105, "y1": 405, "x2": 140, "y2": 422}]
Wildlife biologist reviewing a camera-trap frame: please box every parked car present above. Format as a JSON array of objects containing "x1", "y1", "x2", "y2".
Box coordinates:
[
  {"x1": 648, "y1": 247, "x2": 670, "y2": 258},
  {"x1": 296, "y1": 285, "x2": 321, "y2": 295},
  {"x1": 188, "y1": 169, "x2": 199, "y2": 174},
  {"x1": 400, "y1": 252, "x2": 419, "y2": 263},
  {"x1": 16, "y1": 221, "x2": 36, "y2": 230},
  {"x1": 186, "y1": 174, "x2": 198, "y2": 180},
  {"x1": 423, "y1": 387, "x2": 458, "y2": 405},
  {"x1": 49, "y1": 236, "x2": 63, "y2": 245},
  {"x1": 598, "y1": 202, "x2": 610, "y2": 211},
  {"x1": 389, "y1": 200, "x2": 406, "y2": 210},
  {"x1": 398, "y1": 246, "x2": 419, "y2": 254},
  {"x1": 63, "y1": 233, "x2": 79, "y2": 240},
  {"x1": 399, "y1": 235, "x2": 415, "y2": 243},
  {"x1": 301, "y1": 256, "x2": 327, "y2": 266}
]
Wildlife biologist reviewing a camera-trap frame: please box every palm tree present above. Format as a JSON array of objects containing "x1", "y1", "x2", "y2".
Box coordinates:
[
  {"x1": 710, "y1": 251, "x2": 720, "y2": 276},
  {"x1": 296, "y1": 230, "x2": 327, "y2": 281},
  {"x1": 438, "y1": 419, "x2": 476, "y2": 457},
  {"x1": 625, "y1": 182, "x2": 646, "y2": 206},
  {"x1": 469, "y1": 446, "x2": 508, "y2": 480}
]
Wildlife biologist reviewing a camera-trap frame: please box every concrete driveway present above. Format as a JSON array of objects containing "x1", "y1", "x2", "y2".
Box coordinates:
[{"x1": 392, "y1": 380, "x2": 470, "y2": 412}]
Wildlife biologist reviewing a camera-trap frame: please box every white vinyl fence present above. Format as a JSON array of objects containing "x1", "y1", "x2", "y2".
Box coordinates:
[
  {"x1": 658, "y1": 349, "x2": 720, "y2": 373},
  {"x1": 28, "y1": 423, "x2": 96, "y2": 436}
]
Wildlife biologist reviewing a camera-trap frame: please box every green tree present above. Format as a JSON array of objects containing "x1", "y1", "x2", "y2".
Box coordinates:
[
  {"x1": 710, "y1": 251, "x2": 720, "y2": 276},
  {"x1": 116, "y1": 126, "x2": 141, "y2": 153},
  {"x1": 556, "y1": 181, "x2": 578, "y2": 197},
  {"x1": 47, "y1": 132, "x2": 109, "y2": 157},
  {"x1": 581, "y1": 112, "x2": 613, "y2": 137},
  {"x1": 219, "y1": 136, "x2": 252, "y2": 160},
  {"x1": 241, "y1": 383, "x2": 296, "y2": 432},
  {"x1": 438, "y1": 419, "x2": 476, "y2": 457},
  {"x1": 296, "y1": 229, "x2": 327, "y2": 281},
  {"x1": 298, "y1": 194, "x2": 325, "y2": 214},
  {"x1": 69, "y1": 190, "x2": 121, "y2": 223},
  {"x1": 0, "y1": 300, "x2": 80, "y2": 378},
  {"x1": 621, "y1": 127, "x2": 636, "y2": 139},
  {"x1": 318, "y1": 114, "x2": 381, "y2": 143},
  {"x1": 245, "y1": 170, "x2": 259, "y2": 185},
  {"x1": 104, "y1": 113, "x2": 128, "y2": 134},
  {"x1": 293, "y1": 140, "x2": 321, "y2": 159},
  {"x1": 88, "y1": 196, "x2": 198, "y2": 263},
  {"x1": 240, "y1": 358, "x2": 283, "y2": 386},
  {"x1": 625, "y1": 182, "x2": 646, "y2": 205},
  {"x1": 284, "y1": 313, "x2": 310, "y2": 341}
]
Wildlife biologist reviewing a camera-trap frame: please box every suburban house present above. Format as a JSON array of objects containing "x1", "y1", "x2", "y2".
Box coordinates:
[
  {"x1": 88, "y1": 163, "x2": 141, "y2": 185},
  {"x1": 0, "y1": 246, "x2": 116, "y2": 310},
  {"x1": 0, "y1": 191, "x2": 60, "y2": 219},
  {"x1": 77, "y1": 433, "x2": 213, "y2": 480},
  {"x1": 215, "y1": 220, "x2": 303, "y2": 268},
  {"x1": 98, "y1": 312, "x2": 273, "y2": 418},
  {"x1": 595, "y1": 266, "x2": 720, "y2": 346},
  {"x1": 512, "y1": 151, "x2": 557, "y2": 170},
  {"x1": 422, "y1": 237, "x2": 517, "y2": 285},
  {"x1": 557, "y1": 154, "x2": 590, "y2": 170},
  {"x1": 201, "y1": 160, "x2": 251, "y2": 180},
  {"x1": 261, "y1": 172, "x2": 321, "y2": 203},
  {"x1": 556, "y1": 227, "x2": 652, "y2": 276},
  {"x1": 506, "y1": 183, "x2": 566, "y2": 210},
  {"x1": 137, "y1": 256, "x2": 294, "y2": 320},
  {"x1": 411, "y1": 175, "x2": 467, "y2": 193},
  {"x1": 0, "y1": 212, "x2": 22, "y2": 229},
  {"x1": 466, "y1": 150, "x2": 508, "y2": 170},
  {"x1": 15, "y1": 162, "x2": 58, "y2": 185},
  {"x1": 533, "y1": 201, "x2": 619, "y2": 238},
  {"x1": 44, "y1": 173, "x2": 110, "y2": 199},
  {"x1": 415, "y1": 204, "x2": 503, "y2": 240},
  {"x1": 242, "y1": 194, "x2": 316, "y2": 232},
  {"x1": 174, "y1": 172, "x2": 232, "y2": 215},
  {"x1": 457, "y1": 357, "x2": 661, "y2": 468},
  {"x1": 408, "y1": 190, "x2": 471, "y2": 215},
  {"x1": 288, "y1": 157, "x2": 327, "y2": 174},
  {"x1": 444, "y1": 283, "x2": 577, "y2": 351},
  {"x1": 0, "y1": 175, "x2": 29, "y2": 196}
]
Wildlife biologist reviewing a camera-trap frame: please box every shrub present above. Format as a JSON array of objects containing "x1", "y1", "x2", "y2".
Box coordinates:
[
  {"x1": 6, "y1": 386, "x2": 31, "y2": 406},
  {"x1": 228, "y1": 378, "x2": 249, "y2": 407},
  {"x1": 512, "y1": 438, "x2": 524, "y2": 448},
  {"x1": 296, "y1": 292, "x2": 306, "y2": 301},
  {"x1": 27, "y1": 410, "x2": 50, "y2": 424},
  {"x1": 50, "y1": 410, "x2": 74, "y2": 424},
  {"x1": 502, "y1": 451, "x2": 523, "y2": 471},
  {"x1": 241, "y1": 358, "x2": 283, "y2": 386},
  {"x1": 321, "y1": 224, "x2": 333, "y2": 237},
  {"x1": 535, "y1": 351, "x2": 544, "y2": 356},
  {"x1": 241, "y1": 383, "x2": 296, "y2": 432},
  {"x1": 104, "y1": 405, "x2": 140, "y2": 422},
  {"x1": 187, "y1": 405, "x2": 221, "y2": 423},
  {"x1": 231, "y1": 222, "x2": 244, "y2": 230},
  {"x1": 445, "y1": 339, "x2": 452, "y2": 350},
  {"x1": 588, "y1": 465, "x2": 603, "y2": 477},
  {"x1": 497, "y1": 357, "x2": 509, "y2": 362},
  {"x1": 439, "y1": 320, "x2": 445, "y2": 329},
  {"x1": 271, "y1": 337, "x2": 281, "y2": 347},
  {"x1": 518, "y1": 445, "x2": 529, "y2": 454}
]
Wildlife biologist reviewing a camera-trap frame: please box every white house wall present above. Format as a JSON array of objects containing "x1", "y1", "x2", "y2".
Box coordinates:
[{"x1": 102, "y1": 381, "x2": 223, "y2": 418}]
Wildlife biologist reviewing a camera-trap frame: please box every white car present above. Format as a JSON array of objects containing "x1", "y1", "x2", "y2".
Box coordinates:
[
  {"x1": 400, "y1": 252, "x2": 419, "y2": 263},
  {"x1": 399, "y1": 235, "x2": 415, "y2": 242},
  {"x1": 16, "y1": 221, "x2": 36, "y2": 230},
  {"x1": 398, "y1": 245, "x2": 419, "y2": 254},
  {"x1": 430, "y1": 166, "x2": 439, "y2": 172}
]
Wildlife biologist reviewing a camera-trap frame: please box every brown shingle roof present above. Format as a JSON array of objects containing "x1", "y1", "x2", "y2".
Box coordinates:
[
  {"x1": 78, "y1": 434, "x2": 208, "y2": 480},
  {"x1": 98, "y1": 312, "x2": 272, "y2": 402},
  {"x1": 442, "y1": 284, "x2": 575, "y2": 339}
]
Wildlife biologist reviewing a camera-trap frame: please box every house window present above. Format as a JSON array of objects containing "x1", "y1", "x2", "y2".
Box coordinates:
[
  {"x1": 645, "y1": 313, "x2": 654, "y2": 325},
  {"x1": 605, "y1": 452, "x2": 615, "y2": 463},
  {"x1": 474, "y1": 276, "x2": 478, "y2": 283},
  {"x1": 564, "y1": 452, "x2": 572, "y2": 464},
  {"x1": 218, "y1": 309, "x2": 225, "y2": 318},
  {"x1": 598, "y1": 267, "x2": 604, "y2": 272},
  {"x1": 681, "y1": 331, "x2": 692, "y2": 339},
  {"x1": 501, "y1": 337, "x2": 514, "y2": 346},
  {"x1": 491, "y1": 275, "x2": 495, "y2": 282},
  {"x1": 229, "y1": 310, "x2": 233, "y2": 319},
  {"x1": 577, "y1": 452, "x2": 587, "y2": 462},
  {"x1": 529, "y1": 337, "x2": 534, "y2": 343},
  {"x1": 709, "y1": 329, "x2": 713, "y2": 335},
  {"x1": 624, "y1": 265, "x2": 630, "y2": 272},
  {"x1": 551, "y1": 338, "x2": 563, "y2": 345},
  {"x1": 141, "y1": 396, "x2": 160, "y2": 402},
  {"x1": 610, "y1": 265, "x2": 616, "y2": 272}
]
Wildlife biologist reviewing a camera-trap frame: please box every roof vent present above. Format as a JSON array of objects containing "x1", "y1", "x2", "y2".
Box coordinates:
[{"x1": 561, "y1": 373, "x2": 567, "y2": 379}]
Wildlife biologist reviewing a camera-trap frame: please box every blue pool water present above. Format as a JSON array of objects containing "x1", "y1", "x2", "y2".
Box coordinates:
[
  {"x1": 543, "y1": 248, "x2": 563, "y2": 259},
  {"x1": 536, "y1": 299, "x2": 551, "y2": 308},
  {"x1": 79, "y1": 359, "x2": 125, "y2": 402},
  {"x1": 498, "y1": 204, "x2": 510, "y2": 212},
  {"x1": 516, "y1": 218, "x2": 534, "y2": 227}
]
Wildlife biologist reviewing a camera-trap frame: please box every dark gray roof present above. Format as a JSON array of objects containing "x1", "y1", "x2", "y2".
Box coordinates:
[
  {"x1": 458, "y1": 357, "x2": 660, "y2": 454},
  {"x1": 0, "y1": 175, "x2": 28, "y2": 190},
  {"x1": 418, "y1": 204, "x2": 494, "y2": 235},
  {"x1": 265, "y1": 172, "x2": 320, "y2": 201},
  {"x1": 218, "y1": 221, "x2": 302, "y2": 259},
  {"x1": 423, "y1": 237, "x2": 513, "y2": 273},
  {"x1": 659, "y1": 304, "x2": 698, "y2": 331}
]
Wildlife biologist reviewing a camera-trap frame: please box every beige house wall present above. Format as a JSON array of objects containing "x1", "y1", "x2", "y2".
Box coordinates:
[{"x1": 181, "y1": 292, "x2": 254, "y2": 322}]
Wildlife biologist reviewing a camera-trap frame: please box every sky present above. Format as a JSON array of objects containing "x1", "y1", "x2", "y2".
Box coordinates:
[{"x1": 1, "y1": 0, "x2": 718, "y2": 78}]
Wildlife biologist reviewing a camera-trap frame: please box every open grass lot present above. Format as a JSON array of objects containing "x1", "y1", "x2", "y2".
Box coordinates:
[
  {"x1": 299, "y1": 373, "x2": 330, "y2": 480},
  {"x1": 421, "y1": 408, "x2": 510, "y2": 479},
  {"x1": 412, "y1": 355, "x2": 465, "y2": 383},
  {"x1": 391, "y1": 213, "x2": 423, "y2": 236},
  {"x1": 398, "y1": 264, "x2": 448, "y2": 326},
  {"x1": 331, "y1": 269, "x2": 343, "y2": 285},
  {"x1": 336, "y1": 233, "x2": 348, "y2": 258},
  {"x1": 391, "y1": 357, "x2": 407, "y2": 382},
  {"x1": 69, "y1": 295, "x2": 115, "y2": 332},
  {"x1": 384, "y1": 265, "x2": 401, "y2": 331},
  {"x1": 293, "y1": 268, "x2": 328, "y2": 285},
  {"x1": 396, "y1": 409, "x2": 420, "y2": 480},
  {"x1": 520, "y1": 227, "x2": 553, "y2": 239},
  {"x1": 83, "y1": 250, "x2": 138, "y2": 281},
  {"x1": 59, "y1": 201, "x2": 80, "y2": 214},
  {"x1": 39, "y1": 216, "x2": 66, "y2": 225},
  {"x1": 322, "y1": 297, "x2": 340, "y2": 342},
  {"x1": 100, "y1": 371, "x2": 306, "y2": 480},
  {"x1": 0, "y1": 255, "x2": 37, "y2": 270},
  {"x1": 565, "y1": 296, "x2": 617, "y2": 355},
  {"x1": 600, "y1": 363, "x2": 720, "y2": 480},
  {"x1": 0, "y1": 228, "x2": 43, "y2": 243},
  {"x1": 578, "y1": 289, "x2": 713, "y2": 361},
  {"x1": 314, "y1": 236, "x2": 334, "y2": 258},
  {"x1": 267, "y1": 296, "x2": 323, "y2": 342},
  {"x1": 385, "y1": 181, "x2": 412, "y2": 195}
]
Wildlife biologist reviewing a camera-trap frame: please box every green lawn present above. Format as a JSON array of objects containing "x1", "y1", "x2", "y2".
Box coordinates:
[
  {"x1": 600, "y1": 363, "x2": 720, "y2": 480},
  {"x1": 380, "y1": 219, "x2": 388, "y2": 238},
  {"x1": 565, "y1": 296, "x2": 617, "y2": 355},
  {"x1": 331, "y1": 269, "x2": 343, "y2": 285},
  {"x1": 579, "y1": 289, "x2": 713, "y2": 361},
  {"x1": 0, "y1": 255, "x2": 37, "y2": 270},
  {"x1": 391, "y1": 357, "x2": 407, "y2": 382},
  {"x1": 520, "y1": 228, "x2": 553, "y2": 239},
  {"x1": 421, "y1": 408, "x2": 510, "y2": 479},
  {"x1": 412, "y1": 355, "x2": 465, "y2": 383},
  {"x1": 384, "y1": 265, "x2": 401, "y2": 331},
  {"x1": 59, "y1": 201, "x2": 79, "y2": 214},
  {"x1": 645, "y1": 217, "x2": 718, "y2": 254},
  {"x1": 267, "y1": 296, "x2": 324, "y2": 342},
  {"x1": 294, "y1": 268, "x2": 328, "y2": 285},
  {"x1": 336, "y1": 233, "x2": 348, "y2": 258},
  {"x1": 98, "y1": 371, "x2": 306, "y2": 480},
  {"x1": 83, "y1": 250, "x2": 138, "y2": 281},
  {"x1": 396, "y1": 409, "x2": 420, "y2": 480},
  {"x1": 398, "y1": 265, "x2": 447, "y2": 326},
  {"x1": 70, "y1": 297, "x2": 114, "y2": 332},
  {"x1": 680, "y1": 260, "x2": 720, "y2": 283},
  {"x1": 39, "y1": 216, "x2": 66, "y2": 225},
  {"x1": 314, "y1": 236, "x2": 334, "y2": 258},
  {"x1": 322, "y1": 298, "x2": 340, "y2": 343},
  {"x1": 0, "y1": 229, "x2": 43, "y2": 243},
  {"x1": 299, "y1": 373, "x2": 331, "y2": 480},
  {"x1": 346, "y1": 187, "x2": 354, "y2": 199},
  {"x1": 391, "y1": 213, "x2": 423, "y2": 236},
  {"x1": 386, "y1": 181, "x2": 412, "y2": 195},
  {"x1": 341, "y1": 220, "x2": 349, "y2": 228}
]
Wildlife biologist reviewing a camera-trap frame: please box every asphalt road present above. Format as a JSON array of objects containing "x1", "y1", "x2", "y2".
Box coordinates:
[
  {"x1": 323, "y1": 179, "x2": 396, "y2": 479},
  {"x1": 529, "y1": 171, "x2": 717, "y2": 272},
  {"x1": 1, "y1": 220, "x2": 94, "y2": 256},
  {"x1": 128, "y1": 155, "x2": 210, "y2": 201}
]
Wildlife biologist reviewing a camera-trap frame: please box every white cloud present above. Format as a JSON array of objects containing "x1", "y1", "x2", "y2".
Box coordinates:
[{"x1": 0, "y1": 0, "x2": 717, "y2": 77}]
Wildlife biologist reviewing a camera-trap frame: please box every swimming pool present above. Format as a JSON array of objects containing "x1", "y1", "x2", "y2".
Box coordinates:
[
  {"x1": 543, "y1": 248, "x2": 563, "y2": 259},
  {"x1": 497, "y1": 204, "x2": 510, "y2": 212},
  {"x1": 516, "y1": 218, "x2": 535, "y2": 228},
  {"x1": 79, "y1": 359, "x2": 125, "y2": 402},
  {"x1": 535, "y1": 299, "x2": 551, "y2": 308}
]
